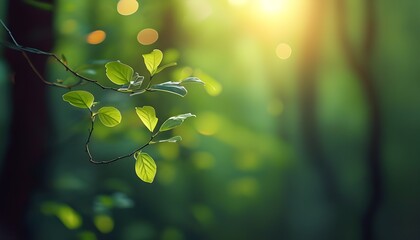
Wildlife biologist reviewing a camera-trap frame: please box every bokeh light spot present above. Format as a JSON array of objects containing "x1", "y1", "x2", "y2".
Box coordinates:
[
  {"x1": 194, "y1": 112, "x2": 221, "y2": 136},
  {"x1": 192, "y1": 152, "x2": 215, "y2": 170},
  {"x1": 86, "y1": 30, "x2": 106, "y2": 45},
  {"x1": 61, "y1": 19, "x2": 77, "y2": 34},
  {"x1": 161, "y1": 227, "x2": 185, "y2": 240},
  {"x1": 94, "y1": 214, "x2": 114, "y2": 233},
  {"x1": 117, "y1": 0, "x2": 139, "y2": 16},
  {"x1": 276, "y1": 43, "x2": 292, "y2": 60},
  {"x1": 137, "y1": 28, "x2": 159, "y2": 45}
]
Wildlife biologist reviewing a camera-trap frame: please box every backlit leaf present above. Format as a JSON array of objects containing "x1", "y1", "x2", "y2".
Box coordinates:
[
  {"x1": 142, "y1": 49, "x2": 163, "y2": 76},
  {"x1": 135, "y1": 152, "x2": 157, "y2": 183},
  {"x1": 160, "y1": 113, "x2": 196, "y2": 132},
  {"x1": 105, "y1": 61, "x2": 133, "y2": 85},
  {"x1": 149, "y1": 81, "x2": 187, "y2": 97},
  {"x1": 62, "y1": 90, "x2": 94, "y2": 109},
  {"x1": 135, "y1": 106, "x2": 158, "y2": 132},
  {"x1": 156, "y1": 62, "x2": 177, "y2": 74},
  {"x1": 181, "y1": 77, "x2": 205, "y2": 85},
  {"x1": 152, "y1": 136, "x2": 182, "y2": 144},
  {"x1": 97, "y1": 107, "x2": 122, "y2": 127}
]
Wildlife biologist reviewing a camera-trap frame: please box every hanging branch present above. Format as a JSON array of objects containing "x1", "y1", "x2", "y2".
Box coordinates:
[
  {"x1": 335, "y1": 1, "x2": 383, "y2": 240},
  {"x1": 1, "y1": 19, "x2": 121, "y2": 92},
  {"x1": 85, "y1": 109, "x2": 159, "y2": 165},
  {"x1": 1, "y1": 19, "x2": 202, "y2": 183}
]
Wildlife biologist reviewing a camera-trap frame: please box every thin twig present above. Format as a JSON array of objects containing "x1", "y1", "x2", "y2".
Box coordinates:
[
  {"x1": 85, "y1": 111, "x2": 157, "y2": 164},
  {"x1": 1, "y1": 19, "x2": 122, "y2": 92},
  {"x1": 1, "y1": 19, "x2": 165, "y2": 165}
]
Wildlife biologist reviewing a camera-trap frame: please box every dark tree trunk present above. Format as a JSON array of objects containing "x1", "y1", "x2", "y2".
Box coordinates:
[
  {"x1": 335, "y1": 1, "x2": 382, "y2": 239},
  {"x1": 298, "y1": 0, "x2": 341, "y2": 236},
  {"x1": 0, "y1": 1, "x2": 53, "y2": 239}
]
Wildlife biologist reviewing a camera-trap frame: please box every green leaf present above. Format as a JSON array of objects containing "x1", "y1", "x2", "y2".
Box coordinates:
[
  {"x1": 159, "y1": 113, "x2": 196, "y2": 132},
  {"x1": 97, "y1": 107, "x2": 122, "y2": 127},
  {"x1": 135, "y1": 106, "x2": 158, "y2": 132},
  {"x1": 117, "y1": 73, "x2": 144, "y2": 93},
  {"x1": 149, "y1": 82, "x2": 187, "y2": 97},
  {"x1": 105, "y1": 61, "x2": 134, "y2": 85},
  {"x1": 62, "y1": 90, "x2": 94, "y2": 109},
  {"x1": 135, "y1": 152, "x2": 157, "y2": 183},
  {"x1": 152, "y1": 136, "x2": 182, "y2": 144},
  {"x1": 181, "y1": 77, "x2": 205, "y2": 85},
  {"x1": 155, "y1": 62, "x2": 177, "y2": 74},
  {"x1": 142, "y1": 49, "x2": 163, "y2": 76}
]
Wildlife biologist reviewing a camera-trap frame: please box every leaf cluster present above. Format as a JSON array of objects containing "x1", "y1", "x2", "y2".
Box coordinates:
[{"x1": 62, "y1": 49, "x2": 202, "y2": 183}]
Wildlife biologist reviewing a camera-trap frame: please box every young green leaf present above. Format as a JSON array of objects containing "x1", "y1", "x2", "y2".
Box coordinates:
[
  {"x1": 152, "y1": 136, "x2": 182, "y2": 144},
  {"x1": 155, "y1": 62, "x2": 177, "y2": 75},
  {"x1": 149, "y1": 82, "x2": 187, "y2": 97},
  {"x1": 180, "y1": 77, "x2": 205, "y2": 85},
  {"x1": 105, "y1": 61, "x2": 134, "y2": 85},
  {"x1": 62, "y1": 90, "x2": 94, "y2": 109},
  {"x1": 159, "y1": 113, "x2": 196, "y2": 132},
  {"x1": 135, "y1": 152, "x2": 157, "y2": 183},
  {"x1": 135, "y1": 106, "x2": 158, "y2": 132},
  {"x1": 142, "y1": 49, "x2": 163, "y2": 76},
  {"x1": 97, "y1": 107, "x2": 122, "y2": 127}
]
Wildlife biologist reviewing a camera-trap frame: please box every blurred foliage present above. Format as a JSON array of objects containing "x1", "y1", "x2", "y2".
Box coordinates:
[{"x1": 2, "y1": 0, "x2": 420, "y2": 239}]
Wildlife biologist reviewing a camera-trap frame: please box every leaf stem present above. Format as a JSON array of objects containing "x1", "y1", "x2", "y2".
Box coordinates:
[{"x1": 85, "y1": 110, "x2": 157, "y2": 164}]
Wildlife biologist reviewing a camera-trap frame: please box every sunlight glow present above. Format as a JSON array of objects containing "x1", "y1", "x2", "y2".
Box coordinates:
[
  {"x1": 194, "y1": 112, "x2": 221, "y2": 136},
  {"x1": 229, "y1": 0, "x2": 248, "y2": 6},
  {"x1": 86, "y1": 30, "x2": 106, "y2": 45},
  {"x1": 276, "y1": 43, "x2": 292, "y2": 60},
  {"x1": 117, "y1": 0, "x2": 139, "y2": 16},
  {"x1": 259, "y1": 0, "x2": 284, "y2": 13},
  {"x1": 137, "y1": 28, "x2": 159, "y2": 45}
]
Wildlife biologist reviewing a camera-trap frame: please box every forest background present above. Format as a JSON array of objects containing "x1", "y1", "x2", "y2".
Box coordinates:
[{"x1": 1, "y1": 0, "x2": 420, "y2": 240}]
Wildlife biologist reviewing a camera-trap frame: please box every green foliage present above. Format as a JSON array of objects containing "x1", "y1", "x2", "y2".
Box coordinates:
[
  {"x1": 153, "y1": 136, "x2": 182, "y2": 144},
  {"x1": 150, "y1": 81, "x2": 188, "y2": 97},
  {"x1": 62, "y1": 90, "x2": 94, "y2": 109},
  {"x1": 181, "y1": 77, "x2": 205, "y2": 85},
  {"x1": 142, "y1": 49, "x2": 164, "y2": 76},
  {"x1": 160, "y1": 113, "x2": 196, "y2": 132},
  {"x1": 105, "y1": 61, "x2": 134, "y2": 85},
  {"x1": 41, "y1": 202, "x2": 82, "y2": 230},
  {"x1": 135, "y1": 106, "x2": 158, "y2": 132},
  {"x1": 135, "y1": 152, "x2": 157, "y2": 183},
  {"x1": 60, "y1": 49, "x2": 204, "y2": 183},
  {"x1": 97, "y1": 107, "x2": 122, "y2": 127}
]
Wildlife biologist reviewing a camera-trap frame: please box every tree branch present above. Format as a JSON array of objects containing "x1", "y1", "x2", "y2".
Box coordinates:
[
  {"x1": 84, "y1": 110, "x2": 158, "y2": 165},
  {"x1": 1, "y1": 19, "x2": 121, "y2": 92}
]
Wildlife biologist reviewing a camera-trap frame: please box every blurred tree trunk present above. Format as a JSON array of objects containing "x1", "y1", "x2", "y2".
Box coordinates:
[
  {"x1": 335, "y1": 1, "x2": 382, "y2": 239},
  {"x1": 298, "y1": 0, "x2": 340, "y2": 238},
  {"x1": 0, "y1": 1, "x2": 53, "y2": 239}
]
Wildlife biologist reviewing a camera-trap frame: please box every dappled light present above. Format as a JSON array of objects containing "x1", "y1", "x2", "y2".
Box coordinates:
[
  {"x1": 94, "y1": 214, "x2": 114, "y2": 233},
  {"x1": 191, "y1": 151, "x2": 215, "y2": 170},
  {"x1": 194, "y1": 111, "x2": 221, "y2": 136},
  {"x1": 117, "y1": 0, "x2": 139, "y2": 16},
  {"x1": 2, "y1": 0, "x2": 420, "y2": 239},
  {"x1": 276, "y1": 43, "x2": 292, "y2": 59},
  {"x1": 86, "y1": 30, "x2": 106, "y2": 45},
  {"x1": 137, "y1": 28, "x2": 159, "y2": 45},
  {"x1": 259, "y1": 0, "x2": 284, "y2": 14}
]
